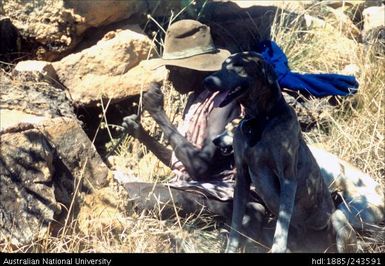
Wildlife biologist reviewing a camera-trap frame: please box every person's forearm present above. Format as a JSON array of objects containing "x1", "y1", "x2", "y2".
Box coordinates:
[
  {"x1": 136, "y1": 126, "x2": 172, "y2": 167},
  {"x1": 149, "y1": 110, "x2": 215, "y2": 180}
]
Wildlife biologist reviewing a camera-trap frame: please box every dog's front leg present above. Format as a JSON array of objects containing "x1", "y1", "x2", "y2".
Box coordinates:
[
  {"x1": 271, "y1": 179, "x2": 297, "y2": 253},
  {"x1": 226, "y1": 164, "x2": 251, "y2": 253}
]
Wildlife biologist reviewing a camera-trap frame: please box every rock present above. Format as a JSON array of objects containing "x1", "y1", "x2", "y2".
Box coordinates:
[
  {"x1": 298, "y1": 10, "x2": 360, "y2": 40},
  {"x1": 200, "y1": 1, "x2": 282, "y2": 52},
  {"x1": 0, "y1": 17, "x2": 20, "y2": 62},
  {"x1": 303, "y1": 14, "x2": 329, "y2": 29},
  {"x1": 200, "y1": 1, "x2": 313, "y2": 53},
  {"x1": 0, "y1": 70, "x2": 75, "y2": 125},
  {"x1": 362, "y1": 6, "x2": 385, "y2": 55},
  {"x1": 0, "y1": 116, "x2": 111, "y2": 246},
  {"x1": 3, "y1": 0, "x2": 82, "y2": 61},
  {"x1": 363, "y1": 5, "x2": 385, "y2": 33},
  {"x1": 0, "y1": 128, "x2": 60, "y2": 246},
  {"x1": 13, "y1": 60, "x2": 58, "y2": 82},
  {"x1": 0, "y1": 115, "x2": 110, "y2": 245},
  {"x1": 0, "y1": 69, "x2": 108, "y2": 186},
  {"x1": 0, "y1": 109, "x2": 46, "y2": 132},
  {"x1": 0, "y1": 71, "x2": 110, "y2": 246},
  {"x1": 39, "y1": 117, "x2": 110, "y2": 190},
  {"x1": 53, "y1": 28, "x2": 167, "y2": 107},
  {"x1": 2, "y1": 0, "x2": 184, "y2": 61},
  {"x1": 64, "y1": 0, "x2": 183, "y2": 34}
]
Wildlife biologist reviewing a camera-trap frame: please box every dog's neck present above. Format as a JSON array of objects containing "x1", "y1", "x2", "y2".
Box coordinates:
[
  {"x1": 238, "y1": 82, "x2": 286, "y2": 146},
  {"x1": 241, "y1": 82, "x2": 285, "y2": 120}
]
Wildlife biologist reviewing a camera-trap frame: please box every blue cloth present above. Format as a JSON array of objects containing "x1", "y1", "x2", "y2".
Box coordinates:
[{"x1": 256, "y1": 41, "x2": 359, "y2": 97}]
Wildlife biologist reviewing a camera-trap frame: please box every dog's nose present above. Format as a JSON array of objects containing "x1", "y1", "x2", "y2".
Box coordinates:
[{"x1": 203, "y1": 75, "x2": 222, "y2": 91}]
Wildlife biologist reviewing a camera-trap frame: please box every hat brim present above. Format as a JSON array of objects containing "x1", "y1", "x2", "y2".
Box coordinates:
[{"x1": 142, "y1": 49, "x2": 231, "y2": 72}]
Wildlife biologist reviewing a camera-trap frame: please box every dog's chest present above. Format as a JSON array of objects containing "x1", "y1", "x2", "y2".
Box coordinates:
[{"x1": 238, "y1": 116, "x2": 268, "y2": 147}]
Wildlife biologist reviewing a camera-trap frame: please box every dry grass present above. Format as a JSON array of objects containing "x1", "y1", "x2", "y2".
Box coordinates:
[
  {"x1": 2, "y1": 1, "x2": 384, "y2": 253},
  {"x1": 1, "y1": 214, "x2": 222, "y2": 253}
]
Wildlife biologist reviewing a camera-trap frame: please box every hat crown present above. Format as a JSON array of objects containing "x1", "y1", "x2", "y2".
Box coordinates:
[{"x1": 162, "y1": 20, "x2": 217, "y2": 60}]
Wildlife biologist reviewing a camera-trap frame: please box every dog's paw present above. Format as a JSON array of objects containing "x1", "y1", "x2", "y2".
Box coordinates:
[
  {"x1": 122, "y1": 114, "x2": 141, "y2": 136},
  {"x1": 143, "y1": 82, "x2": 164, "y2": 114}
]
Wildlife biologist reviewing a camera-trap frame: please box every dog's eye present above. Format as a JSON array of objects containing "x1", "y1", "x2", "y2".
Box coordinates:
[{"x1": 228, "y1": 63, "x2": 247, "y2": 77}]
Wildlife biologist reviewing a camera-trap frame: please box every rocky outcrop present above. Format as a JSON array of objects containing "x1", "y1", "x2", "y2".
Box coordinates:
[
  {"x1": 0, "y1": 71, "x2": 110, "y2": 246},
  {"x1": 1, "y1": 0, "x2": 184, "y2": 61},
  {"x1": 53, "y1": 27, "x2": 167, "y2": 107}
]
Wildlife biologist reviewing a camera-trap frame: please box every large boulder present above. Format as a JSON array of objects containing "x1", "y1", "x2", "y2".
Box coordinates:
[
  {"x1": 53, "y1": 27, "x2": 167, "y2": 107},
  {"x1": 0, "y1": 117, "x2": 110, "y2": 246},
  {"x1": 1, "y1": 0, "x2": 184, "y2": 61},
  {"x1": 0, "y1": 71, "x2": 110, "y2": 246}
]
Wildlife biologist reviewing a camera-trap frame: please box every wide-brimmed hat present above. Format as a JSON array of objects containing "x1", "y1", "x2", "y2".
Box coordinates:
[{"x1": 144, "y1": 20, "x2": 230, "y2": 71}]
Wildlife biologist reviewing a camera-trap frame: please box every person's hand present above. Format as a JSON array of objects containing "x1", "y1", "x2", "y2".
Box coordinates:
[
  {"x1": 143, "y1": 82, "x2": 164, "y2": 114},
  {"x1": 122, "y1": 114, "x2": 141, "y2": 136}
]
